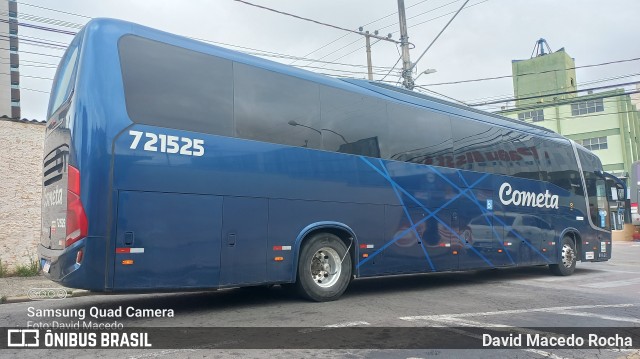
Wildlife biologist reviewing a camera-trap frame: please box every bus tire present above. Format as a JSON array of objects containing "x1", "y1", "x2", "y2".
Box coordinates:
[
  {"x1": 295, "y1": 233, "x2": 352, "y2": 302},
  {"x1": 549, "y1": 236, "x2": 576, "y2": 276}
]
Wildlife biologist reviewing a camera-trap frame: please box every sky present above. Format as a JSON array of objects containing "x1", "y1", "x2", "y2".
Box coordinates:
[{"x1": 13, "y1": 0, "x2": 640, "y2": 121}]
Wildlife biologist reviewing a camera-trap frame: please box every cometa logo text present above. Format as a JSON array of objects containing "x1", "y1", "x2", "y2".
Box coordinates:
[{"x1": 499, "y1": 182, "x2": 559, "y2": 209}]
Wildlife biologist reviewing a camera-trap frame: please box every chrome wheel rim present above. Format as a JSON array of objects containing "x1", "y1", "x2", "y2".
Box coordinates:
[
  {"x1": 561, "y1": 243, "x2": 575, "y2": 268},
  {"x1": 310, "y1": 247, "x2": 341, "y2": 288}
]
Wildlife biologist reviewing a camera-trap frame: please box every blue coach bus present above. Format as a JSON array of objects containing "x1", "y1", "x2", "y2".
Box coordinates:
[{"x1": 40, "y1": 19, "x2": 612, "y2": 301}]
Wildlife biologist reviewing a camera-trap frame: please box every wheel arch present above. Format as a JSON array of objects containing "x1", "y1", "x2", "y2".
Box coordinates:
[
  {"x1": 558, "y1": 227, "x2": 581, "y2": 260},
  {"x1": 291, "y1": 221, "x2": 358, "y2": 282}
]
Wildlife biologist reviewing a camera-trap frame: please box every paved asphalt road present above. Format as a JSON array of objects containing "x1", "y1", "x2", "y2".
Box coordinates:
[{"x1": 1, "y1": 241, "x2": 639, "y2": 358}]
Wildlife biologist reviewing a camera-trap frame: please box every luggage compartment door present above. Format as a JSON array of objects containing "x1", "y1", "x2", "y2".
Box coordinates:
[{"x1": 114, "y1": 191, "x2": 223, "y2": 289}]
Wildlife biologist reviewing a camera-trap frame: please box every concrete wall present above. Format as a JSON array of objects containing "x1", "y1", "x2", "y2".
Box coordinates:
[
  {"x1": 0, "y1": 0, "x2": 12, "y2": 116},
  {"x1": 0, "y1": 119, "x2": 44, "y2": 270}
]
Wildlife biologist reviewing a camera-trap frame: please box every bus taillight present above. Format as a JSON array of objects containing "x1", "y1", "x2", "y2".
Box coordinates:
[
  {"x1": 65, "y1": 165, "x2": 88, "y2": 247},
  {"x1": 631, "y1": 203, "x2": 638, "y2": 214}
]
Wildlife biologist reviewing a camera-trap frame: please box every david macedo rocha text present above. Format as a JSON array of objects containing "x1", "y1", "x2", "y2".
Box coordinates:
[{"x1": 483, "y1": 333, "x2": 632, "y2": 348}]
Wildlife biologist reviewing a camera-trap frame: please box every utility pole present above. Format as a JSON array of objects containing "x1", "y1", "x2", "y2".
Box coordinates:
[
  {"x1": 359, "y1": 27, "x2": 374, "y2": 81},
  {"x1": 397, "y1": 0, "x2": 413, "y2": 89},
  {"x1": 365, "y1": 32, "x2": 373, "y2": 80},
  {"x1": 360, "y1": 27, "x2": 385, "y2": 81}
]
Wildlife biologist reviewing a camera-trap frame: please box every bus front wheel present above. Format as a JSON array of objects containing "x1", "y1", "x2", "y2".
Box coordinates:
[
  {"x1": 295, "y1": 233, "x2": 352, "y2": 302},
  {"x1": 549, "y1": 236, "x2": 576, "y2": 276}
]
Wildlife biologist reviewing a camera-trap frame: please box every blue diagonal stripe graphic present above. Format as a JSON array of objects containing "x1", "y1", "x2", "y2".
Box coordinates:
[
  {"x1": 378, "y1": 159, "x2": 436, "y2": 272},
  {"x1": 357, "y1": 157, "x2": 494, "y2": 268},
  {"x1": 434, "y1": 169, "x2": 550, "y2": 263}
]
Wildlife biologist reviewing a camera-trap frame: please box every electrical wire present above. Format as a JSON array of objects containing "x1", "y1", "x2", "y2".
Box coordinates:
[
  {"x1": 232, "y1": 0, "x2": 398, "y2": 43},
  {"x1": 20, "y1": 2, "x2": 92, "y2": 19},
  {"x1": 424, "y1": 57, "x2": 640, "y2": 87},
  {"x1": 469, "y1": 80, "x2": 640, "y2": 107}
]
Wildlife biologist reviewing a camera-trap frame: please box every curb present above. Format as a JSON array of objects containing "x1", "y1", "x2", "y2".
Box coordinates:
[{"x1": 1, "y1": 290, "x2": 93, "y2": 304}]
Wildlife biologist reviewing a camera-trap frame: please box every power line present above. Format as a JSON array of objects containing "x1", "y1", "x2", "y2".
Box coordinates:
[
  {"x1": 0, "y1": 61, "x2": 56, "y2": 69},
  {"x1": 0, "y1": 18, "x2": 77, "y2": 35},
  {"x1": 14, "y1": 12, "x2": 84, "y2": 29},
  {"x1": 488, "y1": 90, "x2": 640, "y2": 114},
  {"x1": 289, "y1": 33, "x2": 351, "y2": 65},
  {"x1": 22, "y1": 87, "x2": 50, "y2": 93},
  {"x1": 380, "y1": 55, "x2": 403, "y2": 81},
  {"x1": 378, "y1": 0, "x2": 462, "y2": 32},
  {"x1": 469, "y1": 80, "x2": 640, "y2": 107},
  {"x1": 414, "y1": 85, "x2": 468, "y2": 105},
  {"x1": 483, "y1": 95, "x2": 640, "y2": 112},
  {"x1": 0, "y1": 46, "x2": 62, "y2": 58},
  {"x1": 0, "y1": 71, "x2": 53, "y2": 80},
  {"x1": 291, "y1": 0, "x2": 436, "y2": 67},
  {"x1": 376, "y1": 0, "x2": 489, "y2": 34},
  {"x1": 232, "y1": 0, "x2": 399, "y2": 43},
  {"x1": 463, "y1": 71, "x2": 640, "y2": 104},
  {"x1": 408, "y1": 0, "x2": 488, "y2": 29},
  {"x1": 20, "y1": 2, "x2": 92, "y2": 19},
  {"x1": 409, "y1": 0, "x2": 470, "y2": 76},
  {"x1": 423, "y1": 57, "x2": 640, "y2": 87},
  {"x1": 9, "y1": 5, "x2": 406, "y2": 76}
]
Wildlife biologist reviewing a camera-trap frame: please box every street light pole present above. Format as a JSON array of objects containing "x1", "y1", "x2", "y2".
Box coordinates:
[{"x1": 287, "y1": 120, "x2": 321, "y2": 134}]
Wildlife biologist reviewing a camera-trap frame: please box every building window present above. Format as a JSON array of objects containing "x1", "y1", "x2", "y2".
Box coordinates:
[
  {"x1": 580, "y1": 136, "x2": 607, "y2": 151},
  {"x1": 571, "y1": 98, "x2": 604, "y2": 116},
  {"x1": 517, "y1": 109, "x2": 544, "y2": 122}
]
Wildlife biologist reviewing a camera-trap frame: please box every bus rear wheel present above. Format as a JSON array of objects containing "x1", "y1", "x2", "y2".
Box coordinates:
[
  {"x1": 295, "y1": 233, "x2": 351, "y2": 302},
  {"x1": 549, "y1": 236, "x2": 576, "y2": 276}
]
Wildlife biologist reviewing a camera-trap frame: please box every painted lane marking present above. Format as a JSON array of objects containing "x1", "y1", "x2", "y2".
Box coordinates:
[
  {"x1": 399, "y1": 303, "x2": 638, "y2": 321},
  {"x1": 127, "y1": 349, "x2": 198, "y2": 358},
  {"x1": 524, "y1": 349, "x2": 571, "y2": 359},
  {"x1": 579, "y1": 277, "x2": 640, "y2": 288},
  {"x1": 550, "y1": 309, "x2": 640, "y2": 325},
  {"x1": 324, "y1": 321, "x2": 370, "y2": 328}
]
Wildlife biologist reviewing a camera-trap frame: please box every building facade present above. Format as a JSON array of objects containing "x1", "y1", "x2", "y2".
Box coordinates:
[
  {"x1": 0, "y1": 0, "x2": 19, "y2": 118},
  {"x1": 501, "y1": 44, "x2": 640, "y2": 179}
]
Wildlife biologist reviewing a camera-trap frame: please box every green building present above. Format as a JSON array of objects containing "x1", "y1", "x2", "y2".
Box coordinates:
[{"x1": 500, "y1": 39, "x2": 640, "y2": 179}]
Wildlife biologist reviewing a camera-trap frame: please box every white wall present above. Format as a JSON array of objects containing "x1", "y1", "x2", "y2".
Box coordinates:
[{"x1": 0, "y1": 119, "x2": 44, "y2": 270}]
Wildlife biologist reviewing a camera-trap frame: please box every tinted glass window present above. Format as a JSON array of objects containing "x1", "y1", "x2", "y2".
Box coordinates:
[
  {"x1": 319, "y1": 86, "x2": 386, "y2": 157},
  {"x1": 235, "y1": 63, "x2": 321, "y2": 148},
  {"x1": 451, "y1": 118, "x2": 509, "y2": 175},
  {"x1": 49, "y1": 41, "x2": 79, "y2": 117},
  {"x1": 494, "y1": 215, "x2": 516, "y2": 226},
  {"x1": 538, "y1": 139, "x2": 582, "y2": 194},
  {"x1": 578, "y1": 149, "x2": 609, "y2": 228},
  {"x1": 522, "y1": 216, "x2": 537, "y2": 227},
  {"x1": 503, "y1": 131, "x2": 543, "y2": 180},
  {"x1": 387, "y1": 103, "x2": 453, "y2": 167},
  {"x1": 119, "y1": 35, "x2": 234, "y2": 136}
]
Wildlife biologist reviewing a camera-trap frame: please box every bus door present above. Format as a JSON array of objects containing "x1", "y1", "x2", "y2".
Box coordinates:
[{"x1": 113, "y1": 191, "x2": 223, "y2": 289}]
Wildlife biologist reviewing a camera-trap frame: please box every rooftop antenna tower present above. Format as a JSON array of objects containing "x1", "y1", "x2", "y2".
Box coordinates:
[{"x1": 530, "y1": 38, "x2": 553, "y2": 58}]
